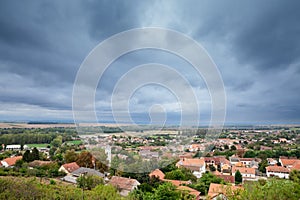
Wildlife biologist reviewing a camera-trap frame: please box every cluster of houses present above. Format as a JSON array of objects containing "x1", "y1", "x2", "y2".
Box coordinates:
[{"x1": 265, "y1": 156, "x2": 300, "y2": 179}]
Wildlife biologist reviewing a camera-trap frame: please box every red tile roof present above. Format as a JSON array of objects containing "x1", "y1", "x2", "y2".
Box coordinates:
[
  {"x1": 149, "y1": 169, "x2": 165, "y2": 180},
  {"x1": 266, "y1": 166, "x2": 290, "y2": 173},
  {"x1": 280, "y1": 158, "x2": 300, "y2": 167},
  {"x1": 291, "y1": 161, "x2": 300, "y2": 170},
  {"x1": 216, "y1": 174, "x2": 235, "y2": 183},
  {"x1": 232, "y1": 166, "x2": 255, "y2": 175},
  {"x1": 177, "y1": 186, "x2": 201, "y2": 197},
  {"x1": 62, "y1": 162, "x2": 80, "y2": 173},
  {"x1": 1, "y1": 156, "x2": 22, "y2": 166},
  {"x1": 109, "y1": 176, "x2": 140, "y2": 191},
  {"x1": 176, "y1": 158, "x2": 205, "y2": 167}
]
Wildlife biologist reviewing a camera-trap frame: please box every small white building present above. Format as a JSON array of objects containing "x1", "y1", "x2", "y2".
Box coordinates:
[
  {"x1": 266, "y1": 166, "x2": 290, "y2": 179},
  {"x1": 5, "y1": 145, "x2": 28, "y2": 151}
]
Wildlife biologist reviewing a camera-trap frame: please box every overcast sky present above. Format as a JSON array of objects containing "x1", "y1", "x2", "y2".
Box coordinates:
[{"x1": 0, "y1": 1, "x2": 300, "y2": 125}]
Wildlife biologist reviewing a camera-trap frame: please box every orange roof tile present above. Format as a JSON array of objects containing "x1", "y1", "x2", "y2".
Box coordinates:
[
  {"x1": 291, "y1": 161, "x2": 300, "y2": 170},
  {"x1": 216, "y1": 175, "x2": 235, "y2": 183},
  {"x1": 208, "y1": 183, "x2": 242, "y2": 199},
  {"x1": 266, "y1": 166, "x2": 290, "y2": 173},
  {"x1": 149, "y1": 169, "x2": 165, "y2": 180},
  {"x1": 232, "y1": 166, "x2": 255, "y2": 175},
  {"x1": 162, "y1": 179, "x2": 190, "y2": 187},
  {"x1": 176, "y1": 158, "x2": 205, "y2": 167},
  {"x1": 177, "y1": 186, "x2": 201, "y2": 197},
  {"x1": 1, "y1": 156, "x2": 22, "y2": 166},
  {"x1": 109, "y1": 176, "x2": 140, "y2": 191},
  {"x1": 62, "y1": 162, "x2": 80, "y2": 173},
  {"x1": 280, "y1": 158, "x2": 300, "y2": 167}
]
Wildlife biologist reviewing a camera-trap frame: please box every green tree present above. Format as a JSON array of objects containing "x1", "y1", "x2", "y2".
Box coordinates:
[
  {"x1": 244, "y1": 150, "x2": 256, "y2": 158},
  {"x1": 289, "y1": 170, "x2": 300, "y2": 184},
  {"x1": 64, "y1": 149, "x2": 78, "y2": 163},
  {"x1": 236, "y1": 179, "x2": 300, "y2": 200},
  {"x1": 77, "y1": 175, "x2": 104, "y2": 190},
  {"x1": 76, "y1": 151, "x2": 94, "y2": 168},
  {"x1": 31, "y1": 147, "x2": 40, "y2": 161},
  {"x1": 235, "y1": 170, "x2": 242, "y2": 184},
  {"x1": 258, "y1": 159, "x2": 268, "y2": 173},
  {"x1": 22, "y1": 150, "x2": 31, "y2": 162},
  {"x1": 90, "y1": 184, "x2": 123, "y2": 200},
  {"x1": 190, "y1": 172, "x2": 224, "y2": 195},
  {"x1": 50, "y1": 136, "x2": 62, "y2": 148},
  {"x1": 164, "y1": 168, "x2": 196, "y2": 182},
  {"x1": 150, "y1": 182, "x2": 181, "y2": 200}
]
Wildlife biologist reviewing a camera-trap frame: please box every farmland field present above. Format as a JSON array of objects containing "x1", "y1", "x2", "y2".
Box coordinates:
[{"x1": 26, "y1": 143, "x2": 49, "y2": 148}]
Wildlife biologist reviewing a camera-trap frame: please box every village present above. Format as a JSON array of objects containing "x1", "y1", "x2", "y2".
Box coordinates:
[{"x1": 0, "y1": 125, "x2": 300, "y2": 199}]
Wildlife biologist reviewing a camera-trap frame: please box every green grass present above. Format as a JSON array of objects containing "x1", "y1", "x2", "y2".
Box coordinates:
[
  {"x1": 66, "y1": 140, "x2": 82, "y2": 145},
  {"x1": 26, "y1": 143, "x2": 49, "y2": 148}
]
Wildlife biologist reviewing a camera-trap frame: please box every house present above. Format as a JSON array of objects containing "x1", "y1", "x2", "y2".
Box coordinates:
[
  {"x1": 177, "y1": 186, "x2": 201, "y2": 200},
  {"x1": 291, "y1": 160, "x2": 300, "y2": 171},
  {"x1": 229, "y1": 155, "x2": 240, "y2": 166},
  {"x1": 267, "y1": 158, "x2": 278, "y2": 166},
  {"x1": 5, "y1": 145, "x2": 28, "y2": 151},
  {"x1": 176, "y1": 158, "x2": 206, "y2": 178},
  {"x1": 279, "y1": 138, "x2": 287, "y2": 143},
  {"x1": 61, "y1": 167, "x2": 105, "y2": 184},
  {"x1": 239, "y1": 158, "x2": 255, "y2": 168},
  {"x1": 72, "y1": 167, "x2": 105, "y2": 178},
  {"x1": 59, "y1": 162, "x2": 80, "y2": 174},
  {"x1": 221, "y1": 164, "x2": 231, "y2": 175},
  {"x1": 149, "y1": 168, "x2": 165, "y2": 180},
  {"x1": 232, "y1": 166, "x2": 255, "y2": 179},
  {"x1": 216, "y1": 174, "x2": 235, "y2": 184},
  {"x1": 189, "y1": 144, "x2": 202, "y2": 152},
  {"x1": 207, "y1": 183, "x2": 242, "y2": 200},
  {"x1": 0, "y1": 156, "x2": 22, "y2": 167},
  {"x1": 266, "y1": 166, "x2": 290, "y2": 179},
  {"x1": 279, "y1": 157, "x2": 300, "y2": 169},
  {"x1": 109, "y1": 176, "x2": 140, "y2": 196}
]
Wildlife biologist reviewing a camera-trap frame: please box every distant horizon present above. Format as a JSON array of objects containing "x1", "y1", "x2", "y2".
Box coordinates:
[{"x1": 1, "y1": 120, "x2": 300, "y2": 127}]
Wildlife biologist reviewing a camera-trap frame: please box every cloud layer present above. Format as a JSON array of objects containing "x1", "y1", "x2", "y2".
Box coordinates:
[{"x1": 0, "y1": 0, "x2": 300, "y2": 124}]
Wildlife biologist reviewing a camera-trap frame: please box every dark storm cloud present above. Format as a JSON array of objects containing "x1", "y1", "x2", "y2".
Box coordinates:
[
  {"x1": 83, "y1": 0, "x2": 151, "y2": 39},
  {"x1": 0, "y1": 0, "x2": 299, "y2": 123}
]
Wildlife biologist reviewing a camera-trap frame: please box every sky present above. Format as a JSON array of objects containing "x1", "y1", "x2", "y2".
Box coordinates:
[{"x1": 0, "y1": 0, "x2": 300, "y2": 125}]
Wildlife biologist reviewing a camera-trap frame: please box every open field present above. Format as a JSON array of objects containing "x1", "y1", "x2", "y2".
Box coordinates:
[
  {"x1": 26, "y1": 143, "x2": 49, "y2": 148},
  {"x1": 66, "y1": 140, "x2": 82, "y2": 145}
]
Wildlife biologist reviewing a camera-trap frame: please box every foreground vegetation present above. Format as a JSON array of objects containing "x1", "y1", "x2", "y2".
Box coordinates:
[{"x1": 0, "y1": 176, "x2": 123, "y2": 200}]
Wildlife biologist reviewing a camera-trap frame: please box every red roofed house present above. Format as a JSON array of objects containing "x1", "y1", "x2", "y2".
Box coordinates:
[
  {"x1": 232, "y1": 166, "x2": 255, "y2": 180},
  {"x1": 207, "y1": 183, "x2": 242, "y2": 200},
  {"x1": 109, "y1": 176, "x2": 140, "y2": 196},
  {"x1": 291, "y1": 160, "x2": 300, "y2": 171},
  {"x1": 266, "y1": 166, "x2": 290, "y2": 179},
  {"x1": 0, "y1": 156, "x2": 22, "y2": 167},
  {"x1": 59, "y1": 162, "x2": 80, "y2": 174},
  {"x1": 177, "y1": 186, "x2": 201, "y2": 200},
  {"x1": 279, "y1": 157, "x2": 300, "y2": 169},
  {"x1": 216, "y1": 174, "x2": 235, "y2": 184},
  {"x1": 149, "y1": 169, "x2": 165, "y2": 180},
  {"x1": 176, "y1": 158, "x2": 206, "y2": 178}
]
